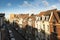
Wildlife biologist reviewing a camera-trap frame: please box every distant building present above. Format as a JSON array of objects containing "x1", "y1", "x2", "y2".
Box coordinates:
[{"x1": 9, "y1": 14, "x2": 29, "y2": 28}]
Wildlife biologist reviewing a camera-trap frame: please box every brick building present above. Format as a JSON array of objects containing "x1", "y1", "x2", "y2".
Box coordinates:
[{"x1": 38, "y1": 9, "x2": 60, "y2": 40}]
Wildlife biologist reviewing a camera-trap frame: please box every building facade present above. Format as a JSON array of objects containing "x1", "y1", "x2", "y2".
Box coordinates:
[{"x1": 9, "y1": 9, "x2": 60, "y2": 40}]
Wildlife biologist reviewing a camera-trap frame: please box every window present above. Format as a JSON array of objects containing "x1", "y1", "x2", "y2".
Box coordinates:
[{"x1": 53, "y1": 26, "x2": 56, "y2": 32}]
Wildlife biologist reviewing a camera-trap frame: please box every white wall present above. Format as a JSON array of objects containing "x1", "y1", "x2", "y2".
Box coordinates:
[
  {"x1": 18, "y1": 18, "x2": 23, "y2": 28},
  {"x1": 28, "y1": 18, "x2": 32, "y2": 26},
  {"x1": 44, "y1": 21, "x2": 50, "y2": 34},
  {"x1": 42, "y1": 15, "x2": 45, "y2": 21},
  {"x1": 19, "y1": 18, "x2": 23, "y2": 24}
]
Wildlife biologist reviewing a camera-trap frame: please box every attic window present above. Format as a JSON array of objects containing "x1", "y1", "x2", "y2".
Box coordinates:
[{"x1": 40, "y1": 17, "x2": 42, "y2": 20}]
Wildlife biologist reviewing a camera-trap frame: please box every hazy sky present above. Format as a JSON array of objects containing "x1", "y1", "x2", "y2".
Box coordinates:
[{"x1": 0, "y1": 0, "x2": 60, "y2": 18}]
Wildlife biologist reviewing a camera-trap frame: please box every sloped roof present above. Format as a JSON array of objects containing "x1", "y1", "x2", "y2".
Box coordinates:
[
  {"x1": 38, "y1": 9, "x2": 60, "y2": 22},
  {"x1": 39, "y1": 9, "x2": 57, "y2": 16},
  {"x1": 14, "y1": 14, "x2": 29, "y2": 19}
]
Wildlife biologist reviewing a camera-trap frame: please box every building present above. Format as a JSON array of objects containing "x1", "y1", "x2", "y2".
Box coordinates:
[
  {"x1": 9, "y1": 14, "x2": 29, "y2": 28},
  {"x1": 38, "y1": 9, "x2": 60, "y2": 40},
  {"x1": 9, "y1": 9, "x2": 60, "y2": 40},
  {"x1": 0, "y1": 13, "x2": 5, "y2": 40},
  {"x1": 35, "y1": 14, "x2": 50, "y2": 40}
]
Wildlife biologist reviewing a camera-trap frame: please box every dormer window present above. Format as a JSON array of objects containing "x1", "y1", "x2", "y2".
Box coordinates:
[{"x1": 40, "y1": 17, "x2": 42, "y2": 20}]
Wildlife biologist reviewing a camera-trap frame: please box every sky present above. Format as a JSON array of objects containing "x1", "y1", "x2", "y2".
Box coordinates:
[{"x1": 0, "y1": 0, "x2": 60, "y2": 18}]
